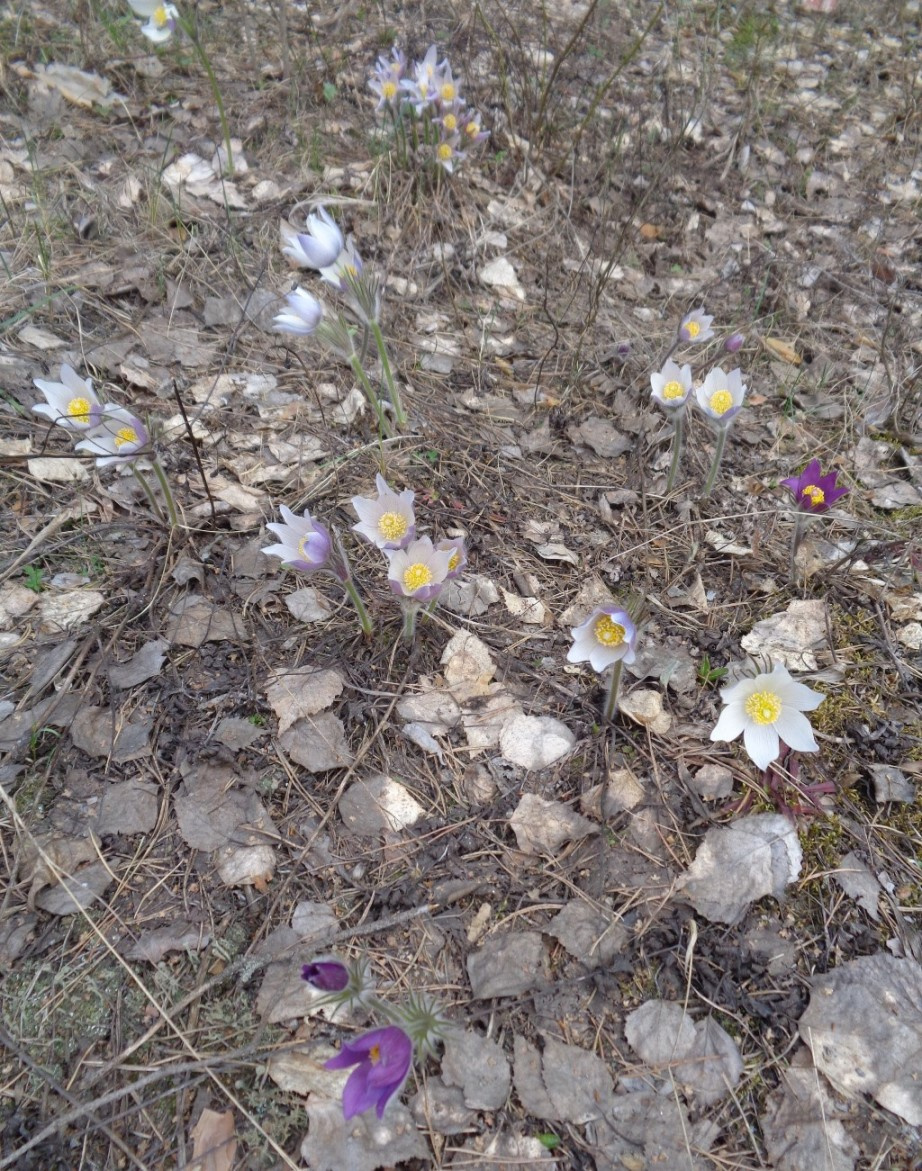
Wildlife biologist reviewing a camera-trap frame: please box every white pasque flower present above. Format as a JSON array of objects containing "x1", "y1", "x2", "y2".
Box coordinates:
[
  {"x1": 386, "y1": 537, "x2": 452, "y2": 602},
  {"x1": 351, "y1": 473, "x2": 416, "y2": 550},
  {"x1": 567, "y1": 607, "x2": 638, "y2": 674},
  {"x1": 436, "y1": 537, "x2": 467, "y2": 579},
  {"x1": 280, "y1": 208, "x2": 344, "y2": 270},
  {"x1": 33, "y1": 365, "x2": 107, "y2": 432},
  {"x1": 74, "y1": 408, "x2": 149, "y2": 467},
  {"x1": 650, "y1": 359, "x2": 692, "y2": 412},
  {"x1": 274, "y1": 287, "x2": 324, "y2": 335},
  {"x1": 261, "y1": 505, "x2": 332, "y2": 572},
  {"x1": 710, "y1": 662, "x2": 824, "y2": 770},
  {"x1": 695, "y1": 366, "x2": 746, "y2": 427},
  {"x1": 678, "y1": 308, "x2": 714, "y2": 344},
  {"x1": 127, "y1": 0, "x2": 180, "y2": 42}
]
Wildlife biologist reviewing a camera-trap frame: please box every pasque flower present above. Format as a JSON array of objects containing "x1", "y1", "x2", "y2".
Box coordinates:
[
  {"x1": 567, "y1": 607, "x2": 638, "y2": 673},
  {"x1": 73, "y1": 408, "x2": 149, "y2": 466},
  {"x1": 127, "y1": 0, "x2": 179, "y2": 42},
  {"x1": 351, "y1": 474, "x2": 416, "y2": 550},
  {"x1": 781, "y1": 459, "x2": 849, "y2": 513},
  {"x1": 261, "y1": 505, "x2": 333, "y2": 573},
  {"x1": 33, "y1": 365, "x2": 107, "y2": 432},
  {"x1": 436, "y1": 537, "x2": 467, "y2": 579},
  {"x1": 274, "y1": 287, "x2": 324, "y2": 335},
  {"x1": 710, "y1": 662, "x2": 824, "y2": 770},
  {"x1": 325, "y1": 1026, "x2": 414, "y2": 1120},
  {"x1": 695, "y1": 366, "x2": 747, "y2": 426},
  {"x1": 386, "y1": 537, "x2": 453, "y2": 602},
  {"x1": 302, "y1": 960, "x2": 349, "y2": 992},
  {"x1": 650, "y1": 360, "x2": 692, "y2": 413},
  {"x1": 280, "y1": 207, "x2": 344, "y2": 270},
  {"x1": 678, "y1": 308, "x2": 714, "y2": 344}
]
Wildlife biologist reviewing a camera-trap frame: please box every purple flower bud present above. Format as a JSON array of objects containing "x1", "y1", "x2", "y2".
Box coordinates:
[
  {"x1": 724, "y1": 332, "x2": 745, "y2": 353},
  {"x1": 780, "y1": 459, "x2": 849, "y2": 513},
  {"x1": 301, "y1": 960, "x2": 350, "y2": 992},
  {"x1": 324, "y1": 1026, "x2": 414, "y2": 1119}
]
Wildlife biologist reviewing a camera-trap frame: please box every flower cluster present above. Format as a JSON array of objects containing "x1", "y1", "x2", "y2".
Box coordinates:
[
  {"x1": 260, "y1": 473, "x2": 467, "y2": 642},
  {"x1": 32, "y1": 365, "x2": 150, "y2": 468},
  {"x1": 368, "y1": 44, "x2": 488, "y2": 175},
  {"x1": 275, "y1": 205, "x2": 404, "y2": 435},
  {"x1": 302, "y1": 955, "x2": 449, "y2": 1120}
]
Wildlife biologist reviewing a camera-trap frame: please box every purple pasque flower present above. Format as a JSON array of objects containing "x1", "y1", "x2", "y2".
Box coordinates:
[
  {"x1": 724, "y1": 331, "x2": 745, "y2": 354},
  {"x1": 567, "y1": 606, "x2": 638, "y2": 674},
  {"x1": 436, "y1": 537, "x2": 467, "y2": 579},
  {"x1": 302, "y1": 959, "x2": 349, "y2": 992},
  {"x1": 280, "y1": 207, "x2": 344, "y2": 270},
  {"x1": 261, "y1": 505, "x2": 332, "y2": 573},
  {"x1": 370, "y1": 47, "x2": 405, "y2": 108},
  {"x1": 33, "y1": 364, "x2": 108, "y2": 432},
  {"x1": 695, "y1": 366, "x2": 746, "y2": 427},
  {"x1": 274, "y1": 287, "x2": 324, "y2": 336},
  {"x1": 678, "y1": 308, "x2": 714, "y2": 344},
  {"x1": 459, "y1": 108, "x2": 489, "y2": 148},
  {"x1": 351, "y1": 473, "x2": 416, "y2": 550},
  {"x1": 650, "y1": 359, "x2": 692, "y2": 413},
  {"x1": 386, "y1": 536, "x2": 453, "y2": 603},
  {"x1": 324, "y1": 1026, "x2": 414, "y2": 1120},
  {"x1": 433, "y1": 61, "x2": 461, "y2": 108},
  {"x1": 780, "y1": 459, "x2": 849, "y2": 513},
  {"x1": 73, "y1": 407, "x2": 149, "y2": 467}
]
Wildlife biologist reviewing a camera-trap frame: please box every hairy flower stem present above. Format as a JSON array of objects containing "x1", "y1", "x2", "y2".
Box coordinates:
[
  {"x1": 343, "y1": 577, "x2": 373, "y2": 638},
  {"x1": 349, "y1": 354, "x2": 394, "y2": 438},
  {"x1": 603, "y1": 661, "x2": 624, "y2": 724},
  {"x1": 370, "y1": 321, "x2": 407, "y2": 427},
  {"x1": 702, "y1": 428, "x2": 728, "y2": 498},
  {"x1": 789, "y1": 513, "x2": 808, "y2": 586},
  {"x1": 179, "y1": 17, "x2": 234, "y2": 177},
  {"x1": 151, "y1": 458, "x2": 181, "y2": 530},
  {"x1": 131, "y1": 464, "x2": 165, "y2": 523},
  {"x1": 401, "y1": 602, "x2": 419, "y2": 644},
  {"x1": 660, "y1": 337, "x2": 680, "y2": 366},
  {"x1": 666, "y1": 413, "x2": 685, "y2": 492}
]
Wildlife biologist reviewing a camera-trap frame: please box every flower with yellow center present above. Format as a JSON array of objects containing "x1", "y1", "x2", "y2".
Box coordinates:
[
  {"x1": 33, "y1": 365, "x2": 107, "y2": 433},
  {"x1": 74, "y1": 407, "x2": 150, "y2": 467},
  {"x1": 695, "y1": 366, "x2": 747, "y2": 427},
  {"x1": 803, "y1": 484, "x2": 825, "y2": 506},
  {"x1": 352, "y1": 473, "x2": 416, "y2": 550},
  {"x1": 386, "y1": 537, "x2": 452, "y2": 602},
  {"x1": 710, "y1": 662, "x2": 824, "y2": 770},
  {"x1": 568, "y1": 605, "x2": 638, "y2": 673},
  {"x1": 263, "y1": 505, "x2": 332, "y2": 574},
  {"x1": 679, "y1": 308, "x2": 714, "y2": 344},
  {"x1": 127, "y1": 0, "x2": 180, "y2": 44},
  {"x1": 436, "y1": 537, "x2": 467, "y2": 579},
  {"x1": 650, "y1": 360, "x2": 692, "y2": 413},
  {"x1": 440, "y1": 82, "x2": 456, "y2": 102},
  {"x1": 780, "y1": 459, "x2": 849, "y2": 515},
  {"x1": 442, "y1": 113, "x2": 458, "y2": 133}
]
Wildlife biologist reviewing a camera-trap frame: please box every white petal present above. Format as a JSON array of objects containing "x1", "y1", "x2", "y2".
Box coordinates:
[
  {"x1": 710, "y1": 703, "x2": 747, "y2": 742},
  {"x1": 742, "y1": 723, "x2": 780, "y2": 770},
  {"x1": 262, "y1": 542, "x2": 297, "y2": 562},
  {"x1": 775, "y1": 677, "x2": 825, "y2": 711},
  {"x1": 772, "y1": 709, "x2": 819, "y2": 753}
]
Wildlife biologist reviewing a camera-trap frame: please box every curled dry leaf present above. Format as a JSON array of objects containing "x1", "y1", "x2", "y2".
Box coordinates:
[
  {"x1": 508, "y1": 793, "x2": 596, "y2": 855},
  {"x1": 189, "y1": 1108, "x2": 237, "y2": 1171},
  {"x1": 266, "y1": 666, "x2": 344, "y2": 735}
]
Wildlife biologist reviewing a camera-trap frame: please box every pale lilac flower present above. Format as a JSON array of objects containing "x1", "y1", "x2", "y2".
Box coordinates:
[
  {"x1": 710, "y1": 662, "x2": 824, "y2": 770},
  {"x1": 679, "y1": 308, "x2": 714, "y2": 344},
  {"x1": 436, "y1": 537, "x2": 467, "y2": 579},
  {"x1": 386, "y1": 537, "x2": 452, "y2": 602},
  {"x1": 127, "y1": 0, "x2": 179, "y2": 42},
  {"x1": 434, "y1": 135, "x2": 464, "y2": 174},
  {"x1": 567, "y1": 607, "x2": 637, "y2": 673},
  {"x1": 351, "y1": 474, "x2": 416, "y2": 549},
  {"x1": 273, "y1": 287, "x2": 324, "y2": 336},
  {"x1": 724, "y1": 332, "x2": 745, "y2": 353},
  {"x1": 33, "y1": 365, "x2": 107, "y2": 432},
  {"x1": 261, "y1": 505, "x2": 332, "y2": 572},
  {"x1": 434, "y1": 61, "x2": 461, "y2": 108},
  {"x1": 695, "y1": 366, "x2": 747, "y2": 427},
  {"x1": 320, "y1": 240, "x2": 364, "y2": 293},
  {"x1": 780, "y1": 459, "x2": 849, "y2": 514},
  {"x1": 280, "y1": 207, "x2": 344, "y2": 270},
  {"x1": 73, "y1": 408, "x2": 149, "y2": 466},
  {"x1": 650, "y1": 360, "x2": 692, "y2": 413},
  {"x1": 370, "y1": 48, "x2": 405, "y2": 108},
  {"x1": 459, "y1": 109, "x2": 489, "y2": 147},
  {"x1": 324, "y1": 1026, "x2": 413, "y2": 1120},
  {"x1": 401, "y1": 45, "x2": 442, "y2": 112}
]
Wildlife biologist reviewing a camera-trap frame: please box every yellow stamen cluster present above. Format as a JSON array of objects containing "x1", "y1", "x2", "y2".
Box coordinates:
[
  {"x1": 437, "y1": 143, "x2": 453, "y2": 162},
  {"x1": 744, "y1": 690, "x2": 782, "y2": 726},
  {"x1": 67, "y1": 396, "x2": 92, "y2": 421},
  {"x1": 378, "y1": 512, "x2": 409, "y2": 541},
  {"x1": 662, "y1": 380, "x2": 685, "y2": 401},
  {"x1": 448, "y1": 550, "x2": 460, "y2": 572},
  {"x1": 708, "y1": 389, "x2": 733, "y2": 416},
  {"x1": 440, "y1": 83, "x2": 456, "y2": 102},
  {"x1": 114, "y1": 426, "x2": 139, "y2": 448},
  {"x1": 594, "y1": 614, "x2": 626, "y2": 647},
  {"x1": 403, "y1": 563, "x2": 433, "y2": 592},
  {"x1": 685, "y1": 320, "x2": 701, "y2": 340},
  {"x1": 464, "y1": 121, "x2": 478, "y2": 138},
  {"x1": 369, "y1": 1044, "x2": 381, "y2": 1066},
  {"x1": 442, "y1": 113, "x2": 458, "y2": 132},
  {"x1": 803, "y1": 484, "x2": 825, "y2": 506},
  {"x1": 153, "y1": 4, "x2": 169, "y2": 25},
  {"x1": 382, "y1": 80, "x2": 397, "y2": 100},
  {"x1": 297, "y1": 535, "x2": 316, "y2": 560}
]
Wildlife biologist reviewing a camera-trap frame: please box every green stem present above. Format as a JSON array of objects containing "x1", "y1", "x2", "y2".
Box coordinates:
[
  {"x1": 790, "y1": 512, "x2": 807, "y2": 586},
  {"x1": 131, "y1": 464, "x2": 165, "y2": 523},
  {"x1": 401, "y1": 602, "x2": 419, "y2": 645},
  {"x1": 343, "y1": 577, "x2": 373, "y2": 638},
  {"x1": 370, "y1": 321, "x2": 407, "y2": 427},
  {"x1": 349, "y1": 354, "x2": 393, "y2": 438},
  {"x1": 702, "y1": 426, "x2": 728, "y2": 498},
  {"x1": 180, "y1": 17, "x2": 234, "y2": 177},
  {"x1": 603, "y1": 660, "x2": 624, "y2": 724},
  {"x1": 151, "y1": 458, "x2": 181, "y2": 530},
  {"x1": 666, "y1": 411, "x2": 685, "y2": 492}
]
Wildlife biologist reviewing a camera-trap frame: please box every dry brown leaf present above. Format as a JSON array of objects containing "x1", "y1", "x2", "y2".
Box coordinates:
[
  {"x1": 761, "y1": 336, "x2": 802, "y2": 365},
  {"x1": 189, "y1": 1108, "x2": 237, "y2": 1171}
]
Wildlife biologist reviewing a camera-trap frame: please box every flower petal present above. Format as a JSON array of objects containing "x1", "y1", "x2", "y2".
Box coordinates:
[
  {"x1": 742, "y1": 723, "x2": 781, "y2": 770},
  {"x1": 710, "y1": 702, "x2": 747, "y2": 742},
  {"x1": 772, "y1": 708, "x2": 819, "y2": 753}
]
